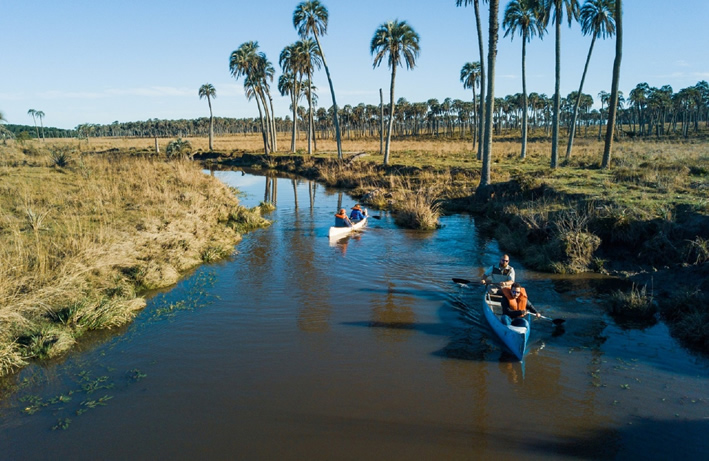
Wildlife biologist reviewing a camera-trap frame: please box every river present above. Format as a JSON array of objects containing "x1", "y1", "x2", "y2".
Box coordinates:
[{"x1": 0, "y1": 168, "x2": 707, "y2": 460}]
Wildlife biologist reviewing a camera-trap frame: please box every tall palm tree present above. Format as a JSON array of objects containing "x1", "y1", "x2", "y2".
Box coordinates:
[
  {"x1": 293, "y1": 0, "x2": 343, "y2": 159},
  {"x1": 460, "y1": 61, "x2": 481, "y2": 151},
  {"x1": 597, "y1": 89, "x2": 609, "y2": 139},
  {"x1": 602, "y1": 0, "x2": 621, "y2": 169},
  {"x1": 542, "y1": 0, "x2": 580, "y2": 168},
  {"x1": 478, "y1": 0, "x2": 499, "y2": 191},
  {"x1": 229, "y1": 41, "x2": 275, "y2": 155},
  {"x1": 370, "y1": 19, "x2": 421, "y2": 166},
  {"x1": 27, "y1": 109, "x2": 39, "y2": 139},
  {"x1": 566, "y1": 0, "x2": 615, "y2": 160},
  {"x1": 295, "y1": 39, "x2": 321, "y2": 154},
  {"x1": 457, "y1": 0, "x2": 488, "y2": 160},
  {"x1": 503, "y1": 0, "x2": 545, "y2": 159},
  {"x1": 279, "y1": 43, "x2": 300, "y2": 152},
  {"x1": 34, "y1": 110, "x2": 46, "y2": 141},
  {"x1": 198, "y1": 84, "x2": 217, "y2": 151}
]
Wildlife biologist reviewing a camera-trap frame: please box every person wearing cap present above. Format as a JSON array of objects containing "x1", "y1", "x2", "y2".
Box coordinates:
[
  {"x1": 481, "y1": 254, "x2": 515, "y2": 288},
  {"x1": 349, "y1": 204, "x2": 367, "y2": 222},
  {"x1": 334, "y1": 208, "x2": 353, "y2": 227}
]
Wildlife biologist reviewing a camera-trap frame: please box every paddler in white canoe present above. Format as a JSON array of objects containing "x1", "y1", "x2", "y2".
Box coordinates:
[{"x1": 329, "y1": 206, "x2": 367, "y2": 239}]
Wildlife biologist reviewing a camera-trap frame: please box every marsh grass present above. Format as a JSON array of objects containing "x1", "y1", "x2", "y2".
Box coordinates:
[
  {"x1": 660, "y1": 288, "x2": 709, "y2": 351},
  {"x1": 0, "y1": 143, "x2": 267, "y2": 376},
  {"x1": 608, "y1": 283, "x2": 656, "y2": 318}
]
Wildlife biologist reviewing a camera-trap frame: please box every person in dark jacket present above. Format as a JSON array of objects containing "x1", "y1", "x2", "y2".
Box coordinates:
[{"x1": 334, "y1": 208, "x2": 353, "y2": 227}]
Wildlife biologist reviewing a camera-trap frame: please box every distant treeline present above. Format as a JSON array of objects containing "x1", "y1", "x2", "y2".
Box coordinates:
[{"x1": 3, "y1": 80, "x2": 708, "y2": 142}]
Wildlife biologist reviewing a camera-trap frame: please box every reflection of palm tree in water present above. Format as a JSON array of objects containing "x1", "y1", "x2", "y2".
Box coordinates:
[{"x1": 371, "y1": 282, "x2": 416, "y2": 344}]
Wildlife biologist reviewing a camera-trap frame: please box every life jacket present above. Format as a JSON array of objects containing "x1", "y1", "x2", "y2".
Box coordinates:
[
  {"x1": 492, "y1": 265, "x2": 512, "y2": 276},
  {"x1": 501, "y1": 287, "x2": 528, "y2": 313}
]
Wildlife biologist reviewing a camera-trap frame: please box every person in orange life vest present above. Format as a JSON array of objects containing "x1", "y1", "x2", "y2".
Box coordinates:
[
  {"x1": 349, "y1": 204, "x2": 367, "y2": 222},
  {"x1": 501, "y1": 282, "x2": 540, "y2": 319},
  {"x1": 482, "y1": 254, "x2": 515, "y2": 288},
  {"x1": 334, "y1": 208, "x2": 353, "y2": 228}
]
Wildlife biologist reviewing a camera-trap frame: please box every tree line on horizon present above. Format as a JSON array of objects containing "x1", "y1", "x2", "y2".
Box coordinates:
[{"x1": 4, "y1": 78, "x2": 707, "y2": 144}]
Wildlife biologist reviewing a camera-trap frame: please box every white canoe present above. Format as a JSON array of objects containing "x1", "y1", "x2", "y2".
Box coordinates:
[
  {"x1": 482, "y1": 291, "x2": 530, "y2": 361},
  {"x1": 328, "y1": 217, "x2": 367, "y2": 239}
]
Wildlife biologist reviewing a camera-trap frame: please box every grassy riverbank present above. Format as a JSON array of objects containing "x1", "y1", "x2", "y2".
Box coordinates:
[{"x1": 0, "y1": 143, "x2": 270, "y2": 376}]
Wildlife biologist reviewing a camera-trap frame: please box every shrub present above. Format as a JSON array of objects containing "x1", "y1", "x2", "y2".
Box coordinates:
[
  {"x1": 608, "y1": 283, "x2": 656, "y2": 318},
  {"x1": 166, "y1": 138, "x2": 192, "y2": 159},
  {"x1": 49, "y1": 146, "x2": 73, "y2": 168}
]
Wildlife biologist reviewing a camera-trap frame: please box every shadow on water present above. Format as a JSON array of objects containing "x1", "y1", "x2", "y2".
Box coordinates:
[{"x1": 520, "y1": 418, "x2": 709, "y2": 459}]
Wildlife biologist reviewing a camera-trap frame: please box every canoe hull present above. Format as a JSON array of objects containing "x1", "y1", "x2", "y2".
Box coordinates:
[
  {"x1": 328, "y1": 217, "x2": 367, "y2": 239},
  {"x1": 482, "y1": 292, "x2": 530, "y2": 361}
]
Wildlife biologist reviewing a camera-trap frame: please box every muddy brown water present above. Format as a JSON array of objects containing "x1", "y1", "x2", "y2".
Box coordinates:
[{"x1": 1, "y1": 169, "x2": 707, "y2": 460}]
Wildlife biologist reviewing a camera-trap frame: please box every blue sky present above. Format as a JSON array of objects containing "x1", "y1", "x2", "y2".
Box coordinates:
[{"x1": 2, "y1": 0, "x2": 707, "y2": 130}]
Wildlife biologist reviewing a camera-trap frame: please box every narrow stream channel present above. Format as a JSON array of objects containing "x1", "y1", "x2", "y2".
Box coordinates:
[{"x1": 1, "y1": 169, "x2": 706, "y2": 459}]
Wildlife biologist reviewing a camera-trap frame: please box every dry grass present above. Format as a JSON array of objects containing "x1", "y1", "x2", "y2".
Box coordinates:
[{"x1": 0, "y1": 142, "x2": 268, "y2": 376}]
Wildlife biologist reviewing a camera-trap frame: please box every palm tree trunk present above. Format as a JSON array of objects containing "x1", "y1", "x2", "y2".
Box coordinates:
[
  {"x1": 602, "y1": 0, "x2": 622, "y2": 169},
  {"x1": 291, "y1": 78, "x2": 299, "y2": 153},
  {"x1": 313, "y1": 33, "x2": 343, "y2": 160},
  {"x1": 259, "y1": 90, "x2": 273, "y2": 153},
  {"x1": 266, "y1": 89, "x2": 278, "y2": 152},
  {"x1": 521, "y1": 35, "x2": 528, "y2": 159},
  {"x1": 379, "y1": 88, "x2": 384, "y2": 155},
  {"x1": 566, "y1": 36, "x2": 596, "y2": 160},
  {"x1": 474, "y1": 0, "x2": 486, "y2": 161},
  {"x1": 208, "y1": 97, "x2": 214, "y2": 151},
  {"x1": 307, "y1": 72, "x2": 313, "y2": 155},
  {"x1": 478, "y1": 0, "x2": 498, "y2": 191},
  {"x1": 254, "y1": 96, "x2": 269, "y2": 155},
  {"x1": 551, "y1": 12, "x2": 562, "y2": 168},
  {"x1": 384, "y1": 66, "x2": 397, "y2": 166}
]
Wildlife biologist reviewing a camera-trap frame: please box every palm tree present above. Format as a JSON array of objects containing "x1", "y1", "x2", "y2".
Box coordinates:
[
  {"x1": 229, "y1": 41, "x2": 275, "y2": 155},
  {"x1": 460, "y1": 61, "x2": 481, "y2": 151},
  {"x1": 542, "y1": 0, "x2": 580, "y2": 168},
  {"x1": 296, "y1": 39, "x2": 321, "y2": 154},
  {"x1": 602, "y1": 0, "x2": 621, "y2": 169},
  {"x1": 198, "y1": 84, "x2": 217, "y2": 151},
  {"x1": 597, "y1": 89, "x2": 609, "y2": 139},
  {"x1": 293, "y1": 0, "x2": 343, "y2": 159},
  {"x1": 457, "y1": 0, "x2": 487, "y2": 160},
  {"x1": 370, "y1": 20, "x2": 421, "y2": 166},
  {"x1": 503, "y1": 0, "x2": 545, "y2": 159},
  {"x1": 565, "y1": 0, "x2": 615, "y2": 160},
  {"x1": 35, "y1": 110, "x2": 46, "y2": 141},
  {"x1": 478, "y1": 0, "x2": 500, "y2": 191},
  {"x1": 27, "y1": 109, "x2": 39, "y2": 139},
  {"x1": 279, "y1": 43, "x2": 300, "y2": 152}
]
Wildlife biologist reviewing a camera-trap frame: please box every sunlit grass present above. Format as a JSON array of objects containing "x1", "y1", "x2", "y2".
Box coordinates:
[{"x1": 0, "y1": 142, "x2": 270, "y2": 376}]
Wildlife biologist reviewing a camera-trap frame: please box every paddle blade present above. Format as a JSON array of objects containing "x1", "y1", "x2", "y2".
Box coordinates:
[
  {"x1": 369, "y1": 215, "x2": 382, "y2": 220},
  {"x1": 552, "y1": 318, "x2": 566, "y2": 326},
  {"x1": 452, "y1": 278, "x2": 472, "y2": 285}
]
